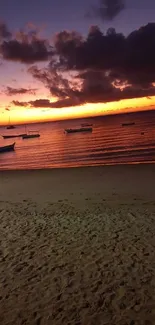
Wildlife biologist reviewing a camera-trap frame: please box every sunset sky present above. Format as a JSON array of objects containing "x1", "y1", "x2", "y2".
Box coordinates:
[{"x1": 0, "y1": 0, "x2": 155, "y2": 125}]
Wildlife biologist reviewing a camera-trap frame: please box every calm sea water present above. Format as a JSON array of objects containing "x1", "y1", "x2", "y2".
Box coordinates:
[{"x1": 0, "y1": 111, "x2": 155, "y2": 170}]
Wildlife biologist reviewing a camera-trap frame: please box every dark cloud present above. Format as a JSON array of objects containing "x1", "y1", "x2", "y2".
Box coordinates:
[
  {"x1": 12, "y1": 82, "x2": 155, "y2": 109},
  {"x1": 86, "y1": 0, "x2": 125, "y2": 21},
  {"x1": 26, "y1": 23, "x2": 155, "y2": 107},
  {"x1": 12, "y1": 98, "x2": 81, "y2": 109},
  {"x1": 0, "y1": 22, "x2": 11, "y2": 40},
  {"x1": 53, "y1": 23, "x2": 155, "y2": 83},
  {"x1": 28, "y1": 99, "x2": 53, "y2": 108},
  {"x1": 28, "y1": 65, "x2": 79, "y2": 99},
  {"x1": 12, "y1": 99, "x2": 57, "y2": 108},
  {"x1": 26, "y1": 98, "x2": 82, "y2": 108},
  {"x1": 1, "y1": 28, "x2": 53, "y2": 63},
  {"x1": 48, "y1": 97, "x2": 82, "y2": 108},
  {"x1": 28, "y1": 98, "x2": 82, "y2": 108},
  {"x1": 4, "y1": 86, "x2": 37, "y2": 96},
  {"x1": 12, "y1": 100, "x2": 28, "y2": 107},
  {"x1": 52, "y1": 26, "x2": 125, "y2": 71},
  {"x1": 3, "y1": 21, "x2": 155, "y2": 107},
  {"x1": 97, "y1": 0, "x2": 125, "y2": 21},
  {"x1": 53, "y1": 30, "x2": 82, "y2": 69},
  {"x1": 1, "y1": 39, "x2": 52, "y2": 64}
]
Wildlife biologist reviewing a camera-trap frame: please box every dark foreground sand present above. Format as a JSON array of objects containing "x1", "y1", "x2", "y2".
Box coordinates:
[{"x1": 0, "y1": 165, "x2": 155, "y2": 324}]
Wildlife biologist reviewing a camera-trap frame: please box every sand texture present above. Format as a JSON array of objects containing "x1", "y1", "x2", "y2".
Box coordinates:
[{"x1": 0, "y1": 165, "x2": 155, "y2": 324}]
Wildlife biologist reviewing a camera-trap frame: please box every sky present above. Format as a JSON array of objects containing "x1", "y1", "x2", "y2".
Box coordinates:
[{"x1": 0, "y1": 0, "x2": 155, "y2": 125}]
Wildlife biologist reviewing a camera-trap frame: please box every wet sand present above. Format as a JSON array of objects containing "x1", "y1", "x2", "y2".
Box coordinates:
[{"x1": 0, "y1": 165, "x2": 155, "y2": 324}]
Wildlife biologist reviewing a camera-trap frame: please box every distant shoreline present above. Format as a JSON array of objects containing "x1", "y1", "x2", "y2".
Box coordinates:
[{"x1": 0, "y1": 108, "x2": 155, "y2": 127}]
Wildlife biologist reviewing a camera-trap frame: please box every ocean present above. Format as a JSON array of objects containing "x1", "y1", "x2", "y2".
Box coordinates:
[{"x1": 0, "y1": 110, "x2": 155, "y2": 170}]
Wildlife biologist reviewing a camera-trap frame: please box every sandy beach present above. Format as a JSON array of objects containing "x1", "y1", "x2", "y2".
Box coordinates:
[{"x1": 0, "y1": 165, "x2": 155, "y2": 324}]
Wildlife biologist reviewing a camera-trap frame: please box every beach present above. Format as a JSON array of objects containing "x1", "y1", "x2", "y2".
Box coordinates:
[{"x1": 0, "y1": 165, "x2": 155, "y2": 324}]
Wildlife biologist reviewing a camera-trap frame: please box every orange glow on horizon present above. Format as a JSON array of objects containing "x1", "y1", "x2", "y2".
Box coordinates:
[{"x1": 0, "y1": 96, "x2": 155, "y2": 125}]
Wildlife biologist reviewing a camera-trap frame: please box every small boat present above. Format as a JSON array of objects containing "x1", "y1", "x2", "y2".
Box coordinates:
[
  {"x1": 122, "y1": 122, "x2": 135, "y2": 127},
  {"x1": 2, "y1": 134, "x2": 27, "y2": 139},
  {"x1": 65, "y1": 127, "x2": 92, "y2": 134},
  {"x1": 22, "y1": 134, "x2": 40, "y2": 139},
  {"x1": 81, "y1": 123, "x2": 93, "y2": 127},
  {"x1": 5, "y1": 112, "x2": 16, "y2": 129},
  {"x1": 6, "y1": 125, "x2": 16, "y2": 130},
  {"x1": 22, "y1": 129, "x2": 40, "y2": 139},
  {"x1": 0, "y1": 142, "x2": 15, "y2": 153}
]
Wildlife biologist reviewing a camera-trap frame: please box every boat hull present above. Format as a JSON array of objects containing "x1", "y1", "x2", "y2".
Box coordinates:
[
  {"x1": 81, "y1": 123, "x2": 92, "y2": 127},
  {"x1": 22, "y1": 134, "x2": 40, "y2": 139},
  {"x1": 6, "y1": 125, "x2": 16, "y2": 130},
  {"x1": 122, "y1": 122, "x2": 135, "y2": 127},
  {"x1": 0, "y1": 143, "x2": 15, "y2": 153},
  {"x1": 2, "y1": 134, "x2": 27, "y2": 139},
  {"x1": 65, "y1": 127, "x2": 92, "y2": 134}
]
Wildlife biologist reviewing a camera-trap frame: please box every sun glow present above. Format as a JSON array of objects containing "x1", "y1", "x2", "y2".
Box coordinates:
[{"x1": 0, "y1": 96, "x2": 155, "y2": 125}]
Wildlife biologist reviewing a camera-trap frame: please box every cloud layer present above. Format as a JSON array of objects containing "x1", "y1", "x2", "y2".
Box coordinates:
[
  {"x1": 28, "y1": 23, "x2": 155, "y2": 108},
  {"x1": 1, "y1": 20, "x2": 155, "y2": 109}
]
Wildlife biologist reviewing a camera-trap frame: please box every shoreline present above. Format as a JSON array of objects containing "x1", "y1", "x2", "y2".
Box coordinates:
[
  {"x1": 1, "y1": 160, "x2": 155, "y2": 172},
  {"x1": 1, "y1": 162, "x2": 155, "y2": 174},
  {"x1": 0, "y1": 164, "x2": 155, "y2": 205}
]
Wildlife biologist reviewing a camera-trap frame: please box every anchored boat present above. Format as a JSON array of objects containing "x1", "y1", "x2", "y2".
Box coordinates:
[
  {"x1": 122, "y1": 122, "x2": 135, "y2": 127},
  {"x1": 0, "y1": 142, "x2": 15, "y2": 153},
  {"x1": 81, "y1": 123, "x2": 93, "y2": 127},
  {"x1": 65, "y1": 127, "x2": 92, "y2": 134},
  {"x1": 22, "y1": 133, "x2": 40, "y2": 139},
  {"x1": 2, "y1": 134, "x2": 27, "y2": 139}
]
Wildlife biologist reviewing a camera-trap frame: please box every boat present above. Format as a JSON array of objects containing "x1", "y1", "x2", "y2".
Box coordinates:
[
  {"x1": 122, "y1": 122, "x2": 135, "y2": 127},
  {"x1": 6, "y1": 125, "x2": 16, "y2": 130},
  {"x1": 0, "y1": 142, "x2": 15, "y2": 153},
  {"x1": 22, "y1": 134, "x2": 40, "y2": 139},
  {"x1": 6, "y1": 114, "x2": 16, "y2": 129},
  {"x1": 65, "y1": 127, "x2": 92, "y2": 134},
  {"x1": 22, "y1": 129, "x2": 40, "y2": 139},
  {"x1": 2, "y1": 134, "x2": 27, "y2": 139},
  {"x1": 81, "y1": 123, "x2": 93, "y2": 127}
]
